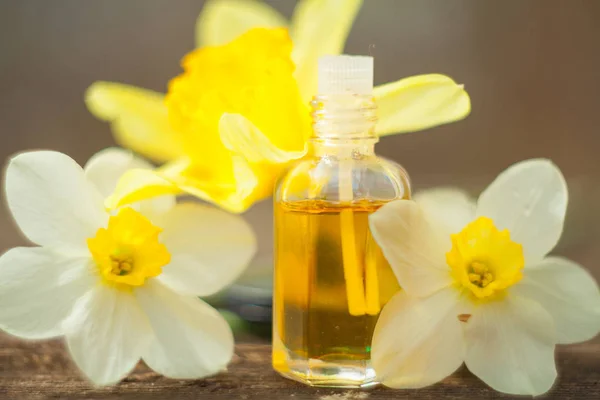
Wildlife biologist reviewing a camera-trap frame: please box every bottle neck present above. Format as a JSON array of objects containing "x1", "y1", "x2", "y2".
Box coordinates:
[
  {"x1": 309, "y1": 140, "x2": 376, "y2": 158},
  {"x1": 309, "y1": 94, "x2": 378, "y2": 158}
]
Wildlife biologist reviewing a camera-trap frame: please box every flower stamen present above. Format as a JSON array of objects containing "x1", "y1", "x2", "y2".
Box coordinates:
[
  {"x1": 110, "y1": 254, "x2": 134, "y2": 276},
  {"x1": 468, "y1": 261, "x2": 494, "y2": 288}
]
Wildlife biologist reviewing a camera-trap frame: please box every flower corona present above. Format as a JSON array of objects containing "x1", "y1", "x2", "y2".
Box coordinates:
[
  {"x1": 88, "y1": 207, "x2": 170, "y2": 288},
  {"x1": 447, "y1": 216, "x2": 524, "y2": 299}
]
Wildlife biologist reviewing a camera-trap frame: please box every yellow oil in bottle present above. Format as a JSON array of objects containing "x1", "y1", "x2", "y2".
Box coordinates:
[{"x1": 272, "y1": 199, "x2": 403, "y2": 388}]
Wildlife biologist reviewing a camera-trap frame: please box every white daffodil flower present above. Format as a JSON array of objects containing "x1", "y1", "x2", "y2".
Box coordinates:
[
  {"x1": 0, "y1": 148, "x2": 256, "y2": 386},
  {"x1": 369, "y1": 159, "x2": 600, "y2": 396}
]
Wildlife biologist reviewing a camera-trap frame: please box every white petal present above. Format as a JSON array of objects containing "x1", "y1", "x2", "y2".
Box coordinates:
[
  {"x1": 372, "y1": 289, "x2": 466, "y2": 388},
  {"x1": 369, "y1": 200, "x2": 453, "y2": 297},
  {"x1": 464, "y1": 295, "x2": 557, "y2": 396},
  {"x1": 513, "y1": 257, "x2": 600, "y2": 344},
  {"x1": 5, "y1": 151, "x2": 107, "y2": 252},
  {"x1": 414, "y1": 188, "x2": 476, "y2": 236},
  {"x1": 84, "y1": 148, "x2": 175, "y2": 218},
  {"x1": 156, "y1": 203, "x2": 256, "y2": 297},
  {"x1": 136, "y1": 280, "x2": 234, "y2": 379},
  {"x1": 63, "y1": 285, "x2": 152, "y2": 386},
  {"x1": 0, "y1": 247, "x2": 95, "y2": 339},
  {"x1": 84, "y1": 148, "x2": 152, "y2": 197},
  {"x1": 476, "y1": 159, "x2": 568, "y2": 264}
]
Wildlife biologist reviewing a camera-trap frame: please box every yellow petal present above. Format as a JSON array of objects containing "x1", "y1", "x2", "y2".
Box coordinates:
[
  {"x1": 374, "y1": 74, "x2": 471, "y2": 136},
  {"x1": 181, "y1": 155, "x2": 286, "y2": 213},
  {"x1": 178, "y1": 156, "x2": 281, "y2": 213},
  {"x1": 85, "y1": 82, "x2": 185, "y2": 163},
  {"x1": 105, "y1": 168, "x2": 182, "y2": 211},
  {"x1": 106, "y1": 157, "x2": 261, "y2": 214},
  {"x1": 219, "y1": 113, "x2": 306, "y2": 164},
  {"x1": 219, "y1": 113, "x2": 307, "y2": 209},
  {"x1": 196, "y1": 0, "x2": 287, "y2": 47},
  {"x1": 291, "y1": 0, "x2": 363, "y2": 103}
]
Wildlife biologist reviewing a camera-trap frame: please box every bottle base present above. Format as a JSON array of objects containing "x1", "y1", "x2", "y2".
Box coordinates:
[{"x1": 274, "y1": 348, "x2": 379, "y2": 388}]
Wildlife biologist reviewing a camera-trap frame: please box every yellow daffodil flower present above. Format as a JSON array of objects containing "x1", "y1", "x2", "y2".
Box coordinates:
[
  {"x1": 369, "y1": 159, "x2": 600, "y2": 395},
  {"x1": 0, "y1": 148, "x2": 256, "y2": 385},
  {"x1": 86, "y1": 0, "x2": 470, "y2": 213}
]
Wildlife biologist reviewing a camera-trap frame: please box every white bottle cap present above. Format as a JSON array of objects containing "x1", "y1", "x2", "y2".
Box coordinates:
[{"x1": 317, "y1": 55, "x2": 374, "y2": 95}]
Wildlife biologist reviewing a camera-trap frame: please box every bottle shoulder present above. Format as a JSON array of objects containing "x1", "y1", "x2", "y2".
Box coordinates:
[{"x1": 276, "y1": 155, "x2": 411, "y2": 203}]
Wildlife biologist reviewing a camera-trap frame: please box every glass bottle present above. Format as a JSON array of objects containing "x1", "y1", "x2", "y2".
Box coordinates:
[{"x1": 272, "y1": 55, "x2": 411, "y2": 388}]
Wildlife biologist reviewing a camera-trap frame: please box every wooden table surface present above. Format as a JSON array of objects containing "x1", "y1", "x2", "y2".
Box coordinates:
[{"x1": 0, "y1": 333, "x2": 598, "y2": 400}]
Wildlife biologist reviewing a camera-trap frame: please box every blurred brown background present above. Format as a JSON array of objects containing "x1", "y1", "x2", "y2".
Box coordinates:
[{"x1": 1, "y1": 0, "x2": 599, "y2": 281}]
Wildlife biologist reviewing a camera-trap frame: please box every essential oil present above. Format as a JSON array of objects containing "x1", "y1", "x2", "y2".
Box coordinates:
[{"x1": 273, "y1": 55, "x2": 411, "y2": 388}]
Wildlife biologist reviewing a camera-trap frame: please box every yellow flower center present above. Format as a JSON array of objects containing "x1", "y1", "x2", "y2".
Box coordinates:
[
  {"x1": 446, "y1": 216, "x2": 524, "y2": 300},
  {"x1": 87, "y1": 207, "x2": 170, "y2": 288}
]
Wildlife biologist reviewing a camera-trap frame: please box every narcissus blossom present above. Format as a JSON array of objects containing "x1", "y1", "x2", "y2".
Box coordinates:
[
  {"x1": 86, "y1": 0, "x2": 470, "y2": 213},
  {"x1": 0, "y1": 148, "x2": 256, "y2": 385},
  {"x1": 369, "y1": 159, "x2": 600, "y2": 396}
]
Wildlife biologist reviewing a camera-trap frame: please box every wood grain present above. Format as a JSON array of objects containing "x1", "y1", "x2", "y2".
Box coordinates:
[{"x1": 0, "y1": 333, "x2": 598, "y2": 400}]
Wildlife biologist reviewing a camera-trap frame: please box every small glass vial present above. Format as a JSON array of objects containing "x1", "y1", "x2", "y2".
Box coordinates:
[{"x1": 273, "y1": 55, "x2": 411, "y2": 388}]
